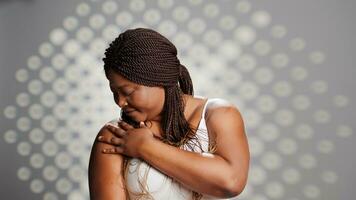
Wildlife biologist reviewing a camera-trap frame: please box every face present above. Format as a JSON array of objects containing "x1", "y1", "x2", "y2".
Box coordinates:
[{"x1": 106, "y1": 69, "x2": 165, "y2": 123}]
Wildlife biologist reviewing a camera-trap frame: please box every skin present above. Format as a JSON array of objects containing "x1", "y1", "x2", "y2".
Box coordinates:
[{"x1": 88, "y1": 69, "x2": 250, "y2": 199}]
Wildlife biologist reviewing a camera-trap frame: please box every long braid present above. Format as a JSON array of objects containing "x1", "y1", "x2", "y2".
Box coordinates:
[{"x1": 103, "y1": 27, "x2": 206, "y2": 200}]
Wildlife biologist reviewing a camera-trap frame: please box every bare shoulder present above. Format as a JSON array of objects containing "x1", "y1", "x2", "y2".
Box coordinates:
[
  {"x1": 88, "y1": 122, "x2": 126, "y2": 200},
  {"x1": 205, "y1": 98, "x2": 243, "y2": 124}
]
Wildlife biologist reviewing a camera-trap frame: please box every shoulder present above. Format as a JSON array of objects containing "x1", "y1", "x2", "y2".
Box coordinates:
[{"x1": 205, "y1": 98, "x2": 243, "y2": 122}]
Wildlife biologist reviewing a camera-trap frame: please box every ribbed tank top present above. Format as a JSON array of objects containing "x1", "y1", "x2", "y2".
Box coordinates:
[{"x1": 109, "y1": 97, "x2": 234, "y2": 200}]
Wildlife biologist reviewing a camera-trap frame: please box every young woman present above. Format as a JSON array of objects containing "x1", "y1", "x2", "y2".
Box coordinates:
[{"x1": 88, "y1": 28, "x2": 249, "y2": 200}]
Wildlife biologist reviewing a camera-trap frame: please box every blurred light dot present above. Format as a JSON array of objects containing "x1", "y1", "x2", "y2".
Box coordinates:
[
  {"x1": 188, "y1": 18, "x2": 206, "y2": 35},
  {"x1": 17, "y1": 166, "x2": 31, "y2": 181},
  {"x1": 63, "y1": 16, "x2": 78, "y2": 31},
  {"x1": 53, "y1": 78, "x2": 70, "y2": 96},
  {"x1": 277, "y1": 138, "x2": 298, "y2": 155},
  {"x1": 16, "y1": 92, "x2": 30, "y2": 107},
  {"x1": 41, "y1": 115, "x2": 58, "y2": 132},
  {"x1": 39, "y1": 67, "x2": 57, "y2": 83},
  {"x1": 203, "y1": 3, "x2": 219, "y2": 18},
  {"x1": 255, "y1": 95, "x2": 277, "y2": 113},
  {"x1": 40, "y1": 91, "x2": 57, "y2": 107},
  {"x1": 158, "y1": 0, "x2": 174, "y2": 9},
  {"x1": 28, "y1": 104, "x2": 44, "y2": 119},
  {"x1": 249, "y1": 166, "x2": 266, "y2": 185},
  {"x1": 264, "y1": 181, "x2": 284, "y2": 199},
  {"x1": 336, "y1": 125, "x2": 353, "y2": 138},
  {"x1": 43, "y1": 165, "x2": 59, "y2": 181},
  {"x1": 317, "y1": 139, "x2": 334, "y2": 154},
  {"x1": 4, "y1": 130, "x2": 17, "y2": 143},
  {"x1": 172, "y1": 6, "x2": 190, "y2": 22},
  {"x1": 236, "y1": 0, "x2": 251, "y2": 14},
  {"x1": 313, "y1": 109, "x2": 331, "y2": 123},
  {"x1": 271, "y1": 53, "x2": 289, "y2": 68},
  {"x1": 272, "y1": 81, "x2": 293, "y2": 97},
  {"x1": 17, "y1": 141, "x2": 32, "y2": 156},
  {"x1": 257, "y1": 123, "x2": 280, "y2": 142},
  {"x1": 49, "y1": 28, "x2": 67, "y2": 45},
  {"x1": 89, "y1": 38, "x2": 107, "y2": 56},
  {"x1": 303, "y1": 184, "x2": 320, "y2": 199},
  {"x1": 261, "y1": 151, "x2": 282, "y2": 170},
  {"x1": 17, "y1": 117, "x2": 31, "y2": 132},
  {"x1": 116, "y1": 11, "x2": 133, "y2": 27},
  {"x1": 282, "y1": 168, "x2": 300, "y2": 184},
  {"x1": 173, "y1": 31, "x2": 193, "y2": 50},
  {"x1": 51, "y1": 54, "x2": 68, "y2": 70},
  {"x1": 292, "y1": 94, "x2": 311, "y2": 110},
  {"x1": 239, "y1": 81, "x2": 259, "y2": 100},
  {"x1": 290, "y1": 66, "x2": 308, "y2": 81},
  {"x1": 299, "y1": 154, "x2": 317, "y2": 169},
  {"x1": 219, "y1": 15, "x2": 236, "y2": 30},
  {"x1": 89, "y1": 14, "x2": 106, "y2": 29},
  {"x1": 15, "y1": 68, "x2": 29, "y2": 82},
  {"x1": 238, "y1": 54, "x2": 256, "y2": 72},
  {"x1": 68, "y1": 190, "x2": 85, "y2": 200},
  {"x1": 249, "y1": 136, "x2": 264, "y2": 157},
  {"x1": 29, "y1": 128, "x2": 45, "y2": 144},
  {"x1": 295, "y1": 123, "x2": 314, "y2": 140},
  {"x1": 274, "y1": 109, "x2": 295, "y2": 127},
  {"x1": 30, "y1": 153, "x2": 45, "y2": 168},
  {"x1": 310, "y1": 80, "x2": 328, "y2": 94},
  {"x1": 129, "y1": 0, "x2": 146, "y2": 12},
  {"x1": 43, "y1": 192, "x2": 59, "y2": 200},
  {"x1": 27, "y1": 55, "x2": 42, "y2": 70},
  {"x1": 102, "y1": 0, "x2": 118, "y2": 15},
  {"x1": 271, "y1": 25, "x2": 287, "y2": 38},
  {"x1": 28, "y1": 79, "x2": 43, "y2": 95},
  {"x1": 63, "y1": 39, "x2": 81, "y2": 58},
  {"x1": 234, "y1": 25, "x2": 256, "y2": 45},
  {"x1": 42, "y1": 140, "x2": 59, "y2": 156},
  {"x1": 143, "y1": 8, "x2": 161, "y2": 25},
  {"x1": 55, "y1": 152, "x2": 73, "y2": 169},
  {"x1": 76, "y1": 27, "x2": 94, "y2": 43},
  {"x1": 38, "y1": 42, "x2": 54, "y2": 57},
  {"x1": 289, "y1": 37, "x2": 306, "y2": 51},
  {"x1": 203, "y1": 30, "x2": 223, "y2": 47},
  {"x1": 309, "y1": 51, "x2": 325, "y2": 64},
  {"x1": 321, "y1": 170, "x2": 338, "y2": 184},
  {"x1": 76, "y1": 2, "x2": 91, "y2": 16},
  {"x1": 253, "y1": 67, "x2": 274, "y2": 85},
  {"x1": 3, "y1": 105, "x2": 17, "y2": 119},
  {"x1": 30, "y1": 179, "x2": 45, "y2": 193},
  {"x1": 157, "y1": 20, "x2": 177, "y2": 37},
  {"x1": 253, "y1": 40, "x2": 271, "y2": 56},
  {"x1": 102, "y1": 24, "x2": 120, "y2": 42},
  {"x1": 56, "y1": 178, "x2": 73, "y2": 194},
  {"x1": 333, "y1": 95, "x2": 349, "y2": 107},
  {"x1": 243, "y1": 109, "x2": 262, "y2": 129},
  {"x1": 68, "y1": 165, "x2": 85, "y2": 182},
  {"x1": 251, "y1": 10, "x2": 271, "y2": 28}
]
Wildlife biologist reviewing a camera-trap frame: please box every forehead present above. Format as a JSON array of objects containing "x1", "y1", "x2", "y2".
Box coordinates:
[{"x1": 106, "y1": 71, "x2": 135, "y2": 87}]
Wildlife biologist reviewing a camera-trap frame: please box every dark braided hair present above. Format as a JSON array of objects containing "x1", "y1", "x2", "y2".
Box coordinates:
[{"x1": 102, "y1": 28, "x2": 215, "y2": 200}]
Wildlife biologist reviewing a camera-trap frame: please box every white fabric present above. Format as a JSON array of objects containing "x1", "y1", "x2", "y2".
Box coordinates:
[{"x1": 109, "y1": 97, "x2": 234, "y2": 200}]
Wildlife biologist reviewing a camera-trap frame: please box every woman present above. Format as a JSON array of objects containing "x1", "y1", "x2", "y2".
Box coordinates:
[{"x1": 88, "y1": 28, "x2": 249, "y2": 200}]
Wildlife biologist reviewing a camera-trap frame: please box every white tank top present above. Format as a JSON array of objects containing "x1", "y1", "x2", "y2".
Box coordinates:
[{"x1": 109, "y1": 97, "x2": 234, "y2": 200}]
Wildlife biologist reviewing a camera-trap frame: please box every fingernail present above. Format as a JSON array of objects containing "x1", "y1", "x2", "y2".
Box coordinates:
[{"x1": 97, "y1": 136, "x2": 103, "y2": 140}]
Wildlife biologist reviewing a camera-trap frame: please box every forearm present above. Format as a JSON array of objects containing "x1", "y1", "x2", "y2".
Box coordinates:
[{"x1": 139, "y1": 138, "x2": 236, "y2": 198}]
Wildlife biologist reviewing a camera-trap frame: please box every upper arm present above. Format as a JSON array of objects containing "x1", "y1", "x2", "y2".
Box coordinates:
[
  {"x1": 205, "y1": 99, "x2": 250, "y2": 194},
  {"x1": 88, "y1": 125, "x2": 126, "y2": 200}
]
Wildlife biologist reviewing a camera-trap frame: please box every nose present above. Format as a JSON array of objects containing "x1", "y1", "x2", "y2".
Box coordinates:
[{"x1": 117, "y1": 95, "x2": 128, "y2": 108}]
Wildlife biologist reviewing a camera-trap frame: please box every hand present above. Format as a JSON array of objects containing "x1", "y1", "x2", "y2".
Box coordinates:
[{"x1": 97, "y1": 121, "x2": 155, "y2": 158}]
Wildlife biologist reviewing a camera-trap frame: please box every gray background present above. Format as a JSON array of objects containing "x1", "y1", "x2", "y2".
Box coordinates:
[{"x1": 1, "y1": 0, "x2": 355, "y2": 199}]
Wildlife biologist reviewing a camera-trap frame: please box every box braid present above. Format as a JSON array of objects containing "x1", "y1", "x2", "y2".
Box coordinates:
[{"x1": 102, "y1": 28, "x2": 215, "y2": 200}]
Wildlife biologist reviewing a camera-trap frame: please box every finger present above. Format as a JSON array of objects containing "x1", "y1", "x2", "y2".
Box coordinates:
[
  {"x1": 119, "y1": 121, "x2": 134, "y2": 130},
  {"x1": 105, "y1": 123, "x2": 126, "y2": 137},
  {"x1": 102, "y1": 147, "x2": 123, "y2": 154}
]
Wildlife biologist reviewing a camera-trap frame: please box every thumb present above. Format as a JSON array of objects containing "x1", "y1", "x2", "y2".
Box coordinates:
[{"x1": 139, "y1": 121, "x2": 145, "y2": 128}]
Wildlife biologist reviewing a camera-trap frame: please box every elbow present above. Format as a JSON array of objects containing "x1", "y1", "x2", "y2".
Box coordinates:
[{"x1": 221, "y1": 176, "x2": 247, "y2": 198}]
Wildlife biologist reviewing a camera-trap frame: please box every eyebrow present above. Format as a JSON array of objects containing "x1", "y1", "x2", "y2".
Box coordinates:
[{"x1": 110, "y1": 83, "x2": 131, "y2": 90}]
